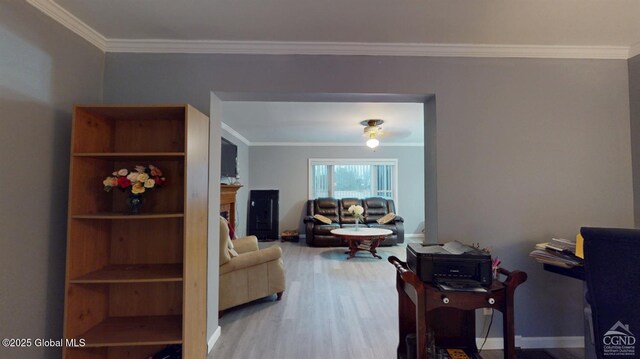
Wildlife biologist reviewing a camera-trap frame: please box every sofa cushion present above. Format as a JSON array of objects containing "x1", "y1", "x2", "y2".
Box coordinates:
[
  {"x1": 363, "y1": 197, "x2": 390, "y2": 223},
  {"x1": 313, "y1": 214, "x2": 332, "y2": 224},
  {"x1": 377, "y1": 212, "x2": 396, "y2": 224},
  {"x1": 313, "y1": 224, "x2": 340, "y2": 235},
  {"x1": 313, "y1": 197, "x2": 339, "y2": 222},
  {"x1": 339, "y1": 198, "x2": 362, "y2": 224}
]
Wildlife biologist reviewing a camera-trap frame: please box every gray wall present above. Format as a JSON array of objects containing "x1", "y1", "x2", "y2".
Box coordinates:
[
  {"x1": 0, "y1": 2, "x2": 104, "y2": 359},
  {"x1": 221, "y1": 127, "x2": 250, "y2": 237},
  {"x1": 103, "y1": 53, "x2": 633, "y2": 338},
  {"x1": 206, "y1": 94, "x2": 223, "y2": 346},
  {"x1": 248, "y1": 146, "x2": 425, "y2": 235},
  {"x1": 629, "y1": 54, "x2": 640, "y2": 227}
]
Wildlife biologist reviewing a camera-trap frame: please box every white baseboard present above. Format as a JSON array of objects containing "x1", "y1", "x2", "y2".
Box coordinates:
[
  {"x1": 518, "y1": 336, "x2": 584, "y2": 349},
  {"x1": 207, "y1": 326, "x2": 221, "y2": 353},
  {"x1": 474, "y1": 336, "x2": 584, "y2": 350}
]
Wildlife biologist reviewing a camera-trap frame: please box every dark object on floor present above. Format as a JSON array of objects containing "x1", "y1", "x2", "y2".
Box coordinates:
[
  {"x1": 248, "y1": 189, "x2": 279, "y2": 240},
  {"x1": 150, "y1": 345, "x2": 182, "y2": 359},
  {"x1": 281, "y1": 230, "x2": 299, "y2": 242},
  {"x1": 515, "y1": 349, "x2": 556, "y2": 359}
]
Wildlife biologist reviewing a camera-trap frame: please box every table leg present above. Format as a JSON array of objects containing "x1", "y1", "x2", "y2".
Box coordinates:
[
  {"x1": 346, "y1": 239, "x2": 359, "y2": 259},
  {"x1": 370, "y1": 237, "x2": 383, "y2": 259}
]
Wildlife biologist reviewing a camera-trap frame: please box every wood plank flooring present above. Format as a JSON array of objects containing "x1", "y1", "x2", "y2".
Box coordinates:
[{"x1": 208, "y1": 240, "x2": 583, "y2": 359}]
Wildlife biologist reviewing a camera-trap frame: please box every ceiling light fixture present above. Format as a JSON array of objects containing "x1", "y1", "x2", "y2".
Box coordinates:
[{"x1": 361, "y1": 119, "x2": 384, "y2": 149}]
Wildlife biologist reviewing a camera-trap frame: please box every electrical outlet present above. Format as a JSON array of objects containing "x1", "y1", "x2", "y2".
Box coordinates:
[{"x1": 483, "y1": 308, "x2": 493, "y2": 316}]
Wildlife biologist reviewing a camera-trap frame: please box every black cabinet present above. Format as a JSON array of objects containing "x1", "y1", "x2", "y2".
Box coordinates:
[{"x1": 248, "y1": 190, "x2": 279, "y2": 240}]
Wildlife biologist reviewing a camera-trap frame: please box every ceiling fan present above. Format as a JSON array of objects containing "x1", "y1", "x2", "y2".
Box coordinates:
[{"x1": 361, "y1": 119, "x2": 384, "y2": 148}]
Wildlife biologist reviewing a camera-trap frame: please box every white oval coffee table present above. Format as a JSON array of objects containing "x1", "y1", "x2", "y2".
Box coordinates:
[{"x1": 331, "y1": 227, "x2": 392, "y2": 259}]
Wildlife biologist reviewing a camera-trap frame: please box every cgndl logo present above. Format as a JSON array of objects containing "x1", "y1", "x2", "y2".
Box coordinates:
[{"x1": 603, "y1": 321, "x2": 636, "y2": 356}]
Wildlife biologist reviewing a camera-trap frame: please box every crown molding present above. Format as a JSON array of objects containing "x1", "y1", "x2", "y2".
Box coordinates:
[
  {"x1": 106, "y1": 39, "x2": 631, "y2": 59},
  {"x1": 221, "y1": 122, "x2": 251, "y2": 146},
  {"x1": 26, "y1": 0, "x2": 106, "y2": 51},
  {"x1": 26, "y1": 1, "x2": 634, "y2": 59},
  {"x1": 630, "y1": 42, "x2": 640, "y2": 59}
]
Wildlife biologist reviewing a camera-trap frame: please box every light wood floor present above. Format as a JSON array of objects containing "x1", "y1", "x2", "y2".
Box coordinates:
[{"x1": 208, "y1": 240, "x2": 583, "y2": 359}]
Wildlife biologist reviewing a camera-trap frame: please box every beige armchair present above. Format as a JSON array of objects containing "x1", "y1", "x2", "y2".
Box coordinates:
[{"x1": 219, "y1": 217, "x2": 285, "y2": 315}]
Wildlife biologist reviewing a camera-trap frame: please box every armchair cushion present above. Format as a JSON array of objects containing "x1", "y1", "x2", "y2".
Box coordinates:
[
  {"x1": 219, "y1": 217, "x2": 233, "y2": 265},
  {"x1": 233, "y1": 236, "x2": 259, "y2": 254},
  {"x1": 220, "y1": 245, "x2": 283, "y2": 275}
]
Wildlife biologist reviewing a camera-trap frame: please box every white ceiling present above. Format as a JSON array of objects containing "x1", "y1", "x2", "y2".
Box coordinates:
[{"x1": 221, "y1": 102, "x2": 424, "y2": 145}]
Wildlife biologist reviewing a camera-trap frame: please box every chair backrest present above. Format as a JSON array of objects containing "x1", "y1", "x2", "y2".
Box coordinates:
[
  {"x1": 219, "y1": 217, "x2": 232, "y2": 265},
  {"x1": 363, "y1": 197, "x2": 395, "y2": 223},
  {"x1": 339, "y1": 198, "x2": 362, "y2": 224},
  {"x1": 581, "y1": 227, "x2": 640, "y2": 358},
  {"x1": 308, "y1": 198, "x2": 339, "y2": 223}
]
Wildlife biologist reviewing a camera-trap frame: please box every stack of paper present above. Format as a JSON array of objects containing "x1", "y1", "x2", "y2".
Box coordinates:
[{"x1": 530, "y1": 237, "x2": 583, "y2": 268}]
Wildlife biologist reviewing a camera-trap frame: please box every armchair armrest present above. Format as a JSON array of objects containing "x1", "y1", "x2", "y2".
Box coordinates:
[
  {"x1": 303, "y1": 216, "x2": 315, "y2": 224},
  {"x1": 394, "y1": 215, "x2": 404, "y2": 223},
  {"x1": 233, "y1": 236, "x2": 259, "y2": 254},
  {"x1": 220, "y1": 245, "x2": 282, "y2": 274}
]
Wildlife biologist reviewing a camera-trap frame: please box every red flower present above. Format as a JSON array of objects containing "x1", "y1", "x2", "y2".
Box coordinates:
[
  {"x1": 154, "y1": 176, "x2": 165, "y2": 186},
  {"x1": 117, "y1": 177, "x2": 131, "y2": 189}
]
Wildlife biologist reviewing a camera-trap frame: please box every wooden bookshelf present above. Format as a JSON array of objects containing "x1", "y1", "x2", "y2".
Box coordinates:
[{"x1": 63, "y1": 105, "x2": 209, "y2": 358}]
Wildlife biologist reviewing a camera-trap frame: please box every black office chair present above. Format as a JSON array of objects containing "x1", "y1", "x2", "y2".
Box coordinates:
[{"x1": 581, "y1": 227, "x2": 640, "y2": 359}]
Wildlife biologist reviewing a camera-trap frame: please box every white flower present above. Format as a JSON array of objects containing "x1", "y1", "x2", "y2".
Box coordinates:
[
  {"x1": 135, "y1": 165, "x2": 146, "y2": 173},
  {"x1": 348, "y1": 205, "x2": 364, "y2": 215},
  {"x1": 137, "y1": 173, "x2": 149, "y2": 182},
  {"x1": 126, "y1": 172, "x2": 139, "y2": 182},
  {"x1": 117, "y1": 168, "x2": 129, "y2": 176}
]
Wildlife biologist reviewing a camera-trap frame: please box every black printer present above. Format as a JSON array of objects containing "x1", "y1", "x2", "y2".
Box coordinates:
[{"x1": 406, "y1": 241, "x2": 492, "y2": 287}]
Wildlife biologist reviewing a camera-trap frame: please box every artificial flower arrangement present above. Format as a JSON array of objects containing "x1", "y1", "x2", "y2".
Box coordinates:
[
  {"x1": 348, "y1": 204, "x2": 365, "y2": 228},
  {"x1": 102, "y1": 165, "x2": 166, "y2": 213}
]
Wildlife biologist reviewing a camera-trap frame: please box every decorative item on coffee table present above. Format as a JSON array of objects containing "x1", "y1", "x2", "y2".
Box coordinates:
[
  {"x1": 348, "y1": 204, "x2": 364, "y2": 230},
  {"x1": 103, "y1": 164, "x2": 166, "y2": 214}
]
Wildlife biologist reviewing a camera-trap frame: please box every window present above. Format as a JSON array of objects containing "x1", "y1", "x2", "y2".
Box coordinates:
[{"x1": 308, "y1": 159, "x2": 398, "y2": 203}]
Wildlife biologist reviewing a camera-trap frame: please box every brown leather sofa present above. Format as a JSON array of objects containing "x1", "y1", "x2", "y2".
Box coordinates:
[{"x1": 304, "y1": 197, "x2": 404, "y2": 246}]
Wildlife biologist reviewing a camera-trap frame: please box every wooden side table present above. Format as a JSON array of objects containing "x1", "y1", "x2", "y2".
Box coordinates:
[{"x1": 389, "y1": 256, "x2": 527, "y2": 359}]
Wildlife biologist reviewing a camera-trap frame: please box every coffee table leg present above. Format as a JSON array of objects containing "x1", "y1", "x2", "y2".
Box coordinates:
[
  {"x1": 370, "y1": 237, "x2": 382, "y2": 259},
  {"x1": 347, "y1": 239, "x2": 358, "y2": 259}
]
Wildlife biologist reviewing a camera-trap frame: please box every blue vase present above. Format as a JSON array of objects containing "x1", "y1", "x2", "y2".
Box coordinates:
[{"x1": 127, "y1": 194, "x2": 144, "y2": 214}]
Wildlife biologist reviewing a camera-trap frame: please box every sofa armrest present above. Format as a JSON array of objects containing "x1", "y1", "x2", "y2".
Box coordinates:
[
  {"x1": 220, "y1": 245, "x2": 282, "y2": 274},
  {"x1": 394, "y1": 215, "x2": 404, "y2": 223},
  {"x1": 303, "y1": 216, "x2": 315, "y2": 224},
  {"x1": 233, "y1": 236, "x2": 259, "y2": 254}
]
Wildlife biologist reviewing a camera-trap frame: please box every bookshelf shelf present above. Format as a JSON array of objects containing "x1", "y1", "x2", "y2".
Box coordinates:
[
  {"x1": 73, "y1": 152, "x2": 185, "y2": 160},
  {"x1": 77, "y1": 315, "x2": 183, "y2": 347},
  {"x1": 70, "y1": 264, "x2": 183, "y2": 284},
  {"x1": 71, "y1": 213, "x2": 184, "y2": 220}
]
